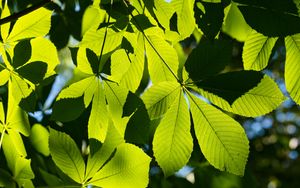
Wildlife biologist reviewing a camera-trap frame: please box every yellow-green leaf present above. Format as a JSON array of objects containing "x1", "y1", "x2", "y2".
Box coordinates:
[
  {"x1": 243, "y1": 30, "x2": 278, "y2": 71},
  {"x1": 88, "y1": 143, "x2": 151, "y2": 188},
  {"x1": 6, "y1": 8, "x2": 52, "y2": 42},
  {"x1": 145, "y1": 33, "x2": 179, "y2": 83},
  {"x1": 49, "y1": 128, "x2": 85, "y2": 184},
  {"x1": 285, "y1": 34, "x2": 300, "y2": 104},
  {"x1": 142, "y1": 81, "x2": 180, "y2": 119},
  {"x1": 153, "y1": 89, "x2": 193, "y2": 176},
  {"x1": 188, "y1": 92, "x2": 249, "y2": 176},
  {"x1": 193, "y1": 74, "x2": 285, "y2": 117},
  {"x1": 88, "y1": 79, "x2": 108, "y2": 142}
]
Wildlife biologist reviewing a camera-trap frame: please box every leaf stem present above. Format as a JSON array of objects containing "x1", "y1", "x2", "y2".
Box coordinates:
[
  {"x1": 0, "y1": 0, "x2": 52, "y2": 25},
  {"x1": 98, "y1": 1, "x2": 112, "y2": 74}
]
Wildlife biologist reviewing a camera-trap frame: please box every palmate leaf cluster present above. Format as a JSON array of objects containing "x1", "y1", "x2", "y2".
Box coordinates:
[{"x1": 0, "y1": 0, "x2": 299, "y2": 187}]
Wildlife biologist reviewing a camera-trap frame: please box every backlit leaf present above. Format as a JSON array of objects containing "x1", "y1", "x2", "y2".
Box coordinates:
[
  {"x1": 285, "y1": 34, "x2": 300, "y2": 104},
  {"x1": 49, "y1": 128, "x2": 85, "y2": 184},
  {"x1": 88, "y1": 143, "x2": 151, "y2": 188},
  {"x1": 153, "y1": 89, "x2": 193, "y2": 176},
  {"x1": 243, "y1": 30, "x2": 278, "y2": 71},
  {"x1": 191, "y1": 74, "x2": 285, "y2": 117},
  {"x1": 142, "y1": 81, "x2": 180, "y2": 119},
  {"x1": 6, "y1": 8, "x2": 52, "y2": 42},
  {"x1": 188, "y1": 92, "x2": 249, "y2": 176}
]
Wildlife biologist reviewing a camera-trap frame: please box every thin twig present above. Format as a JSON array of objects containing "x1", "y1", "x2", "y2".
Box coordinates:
[{"x1": 0, "y1": 0, "x2": 52, "y2": 25}]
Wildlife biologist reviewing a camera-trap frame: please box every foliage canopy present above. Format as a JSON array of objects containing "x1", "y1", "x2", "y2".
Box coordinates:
[{"x1": 0, "y1": 0, "x2": 299, "y2": 187}]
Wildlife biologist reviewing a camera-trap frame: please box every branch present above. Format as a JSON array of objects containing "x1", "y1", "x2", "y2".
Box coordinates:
[{"x1": 0, "y1": 0, "x2": 52, "y2": 25}]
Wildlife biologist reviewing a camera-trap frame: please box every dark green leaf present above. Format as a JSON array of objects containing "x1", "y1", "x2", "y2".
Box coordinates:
[
  {"x1": 19, "y1": 91, "x2": 37, "y2": 112},
  {"x1": 86, "y1": 48, "x2": 99, "y2": 74},
  {"x1": 235, "y1": 0, "x2": 300, "y2": 37},
  {"x1": 123, "y1": 92, "x2": 151, "y2": 144},
  {"x1": 51, "y1": 96, "x2": 86, "y2": 122},
  {"x1": 185, "y1": 39, "x2": 232, "y2": 81},
  {"x1": 131, "y1": 15, "x2": 155, "y2": 31},
  {"x1": 13, "y1": 40, "x2": 32, "y2": 68},
  {"x1": 16, "y1": 61, "x2": 47, "y2": 84},
  {"x1": 194, "y1": 2, "x2": 224, "y2": 39},
  {"x1": 170, "y1": 12, "x2": 178, "y2": 32},
  {"x1": 50, "y1": 15, "x2": 70, "y2": 49},
  {"x1": 195, "y1": 70, "x2": 264, "y2": 104},
  {"x1": 69, "y1": 47, "x2": 79, "y2": 66}
]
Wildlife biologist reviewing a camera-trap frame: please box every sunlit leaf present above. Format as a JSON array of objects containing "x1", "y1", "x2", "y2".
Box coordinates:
[
  {"x1": 49, "y1": 128, "x2": 85, "y2": 184},
  {"x1": 81, "y1": 27, "x2": 123, "y2": 55},
  {"x1": 82, "y1": 5, "x2": 105, "y2": 36},
  {"x1": 85, "y1": 123, "x2": 124, "y2": 180},
  {"x1": 88, "y1": 143, "x2": 151, "y2": 188},
  {"x1": 142, "y1": 81, "x2": 180, "y2": 119},
  {"x1": 243, "y1": 30, "x2": 278, "y2": 71},
  {"x1": 88, "y1": 80, "x2": 109, "y2": 142},
  {"x1": 285, "y1": 34, "x2": 300, "y2": 104},
  {"x1": 6, "y1": 8, "x2": 52, "y2": 42},
  {"x1": 153, "y1": 89, "x2": 193, "y2": 176},
  {"x1": 222, "y1": 2, "x2": 252, "y2": 42},
  {"x1": 1, "y1": 2, "x2": 11, "y2": 40},
  {"x1": 188, "y1": 92, "x2": 249, "y2": 176},
  {"x1": 29, "y1": 124, "x2": 50, "y2": 156},
  {"x1": 145, "y1": 33, "x2": 179, "y2": 83},
  {"x1": 191, "y1": 74, "x2": 285, "y2": 117}
]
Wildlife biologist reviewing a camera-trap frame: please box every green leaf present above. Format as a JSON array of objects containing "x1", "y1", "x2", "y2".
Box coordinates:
[
  {"x1": 285, "y1": 34, "x2": 300, "y2": 104},
  {"x1": 123, "y1": 92, "x2": 151, "y2": 144},
  {"x1": 6, "y1": 84, "x2": 30, "y2": 136},
  {"x1": 39, "y1": 169, "x2": 64, "y2": 187},
  {"x1": 51, "y1": 96, "x2": 86, "y2": 122},
  {"x1": 0, "y1": 169, "x2": 15, "y2": 188},
  {"x1": 188, "y1": 92, "x2": 249, "y2": 176},
  {"x1": 153, "y1": 89, "x2": 193, "y2": 176},
  {"x1": 49, "y1": 128, "x2": 85, "y2": 184},
  {"x1": 153, "y1": 0, "x2": 175, "y2": 30},
  {"x1": 142, "y1": 81, "x2": 180, "y2": 119},
  {"x1": 12, "y1": 40, "x2": 32, "y2": 68},
  {"x1": 80, "y1": 27, "x2": 123, "y2": 55},
  {"x1": 194, "y1": 2, "x2": 224, "y2": 39},
  {"x1": 10, "y1": 75, "x2": 35, "y2": 110},
  {"x1": 0, "y1": 69, "x2": 10, "y2": 86},
  {"x1": 222, "y1": 2, "x2": 252, "y2": 42},
  {"x1": 195, "y1": 71, "x2": 264, "y2": 104},
  {"x1": 29, "y1": 38, "x2": 60, "y2": 78},
  {"x1": 82, "y1": 5, "x2": 105, "y2": 36},
  {"x1": 185, "y1": 39, "x2": 232, "y2": 81},
  {"x1": 88, "y1": 80, "x2": 109, "y2": 142},
  {"x1": 6, "y1": 8, "x2": 52, "y2": 42},
  {"x1": 29, "y1": 124, "x2": 50, "y2": 156},
  {"x1": 88, "y1": 143, "x2": 151, "y2": 188},
  {"x1": 192, "y1": 74, "x2": 285, "y2": 117},
  {"x1": 85, "y1": 123, "x2": 124, "y2": 180},
  {"x1": 57, "y1": 76, "x2": 97, "y2": 107},
  {"x1": 16, "y1": 61, "x2": 48, "y2": 84},
  {"x1": 131, "y1": 15, "x2": 155, "y2": 31},
  {"x1": 171, "y1": 0, "x2": 196, "y2": 40},
  {"x1": 116, "y1": 34, "x2": 145, "y2": 92},
  {"x1": 1, "y1": 2, "x2": 11, "y2": 40},
  {"x1": 2, "y1": 130, "x2": 34, "y2": 180},
  {"x1": 86, "y1": 48, "x2": 99, "y2": 74},
  {"x1": 145, "y1": 33, "x2": 179, "y2": 83},
  {"x1": 243, "y1": 30, "x2": 278, "y2": 71},
  {"x1": 236, "y1": 0, "x2": 300, "y2": 37},
  {"x1": 104, "y1": 80, "x2": 129, "y2": 136}
]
